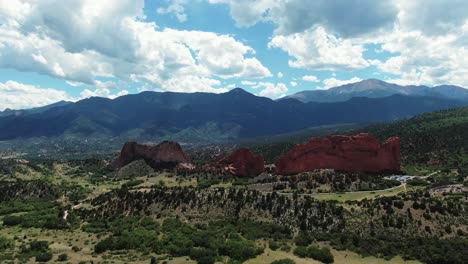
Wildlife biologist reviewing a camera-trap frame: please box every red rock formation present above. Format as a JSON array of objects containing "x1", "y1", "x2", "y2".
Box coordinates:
[
  {"x1": 275, "y1": 133, "x2": 400, "y2": 174},
  {"x1": 109, "y1": 141, "x2": 191, "y2": 170},
  {"x1": 218, "y1": 147, "x2": 265, "y2": 177}
]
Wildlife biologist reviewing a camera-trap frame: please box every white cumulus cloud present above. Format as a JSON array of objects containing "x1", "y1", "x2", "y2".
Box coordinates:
[
  {"x1": 157, "y1": 0, "x2": 188, "y2": 22},
  {"x1": 208, "y1": 0, "x2": 398, "y2": 37},
  {"x1": 0, "y1": 80, "x2": 76, "y2": 111},
  {"x1": 302, "y1": 75, "x2": 320, "y2": 82},
  {"x1": 0, "y1": 0, "x2": 271, "y2": 96},
  {"x1": 241, "y1": 81, "x2": 257, "y2": 86},
  {"x1": 376, "y1": 28, "x2": 468, "y2": 87},
  {"x1": 269, "y1": 27, "x2": 369, "y2": 71},
  {"x1": 321, "y1": 77, "x2": 362, "y2": 90},
  {"x1": 253, "y1": 82, "x2": 288, "y2": 98},
  {"x1": 208, "y1": 0, "x2": 278, "y2": 27}
]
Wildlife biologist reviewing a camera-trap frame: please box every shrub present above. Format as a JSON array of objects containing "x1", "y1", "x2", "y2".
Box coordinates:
[
  {"x1": 294, "y1": 245, "x2": 334, "y2": 264},
  {"x1": 72, "y1": 246, "x2": 81, "y2": 252},
  {"x1": 271, "y1": 258, "x2": 296, "y2": 264},
  {"x1": 269, "y1": 240, "x2": 280, "y2": 251},
  {"x1": 307, "y1": 246, "x2": 334, "y2": 264},
  {"x1": 30, "y1": 240, "x2": 49, "y2": 252},
  {"x1": 190, "y1": 248, "x2": 216, "y2": 264},
  {"x1": 35, "y1": 251, "x2": 53, "y2": 262},
  {"x1": 219, "y1": 239, "x2": 258, "y2": 262},
  {"x1": 293, "y1": 246, "x2": 308, "y2": 258},
  {"x1": 0, "y1": 236, "x2": 14, "y2": 251},
  {"x1": 280, "y1": 244, "x2": 291, "y2": 252},
  {"x1": 94, "y1": 237, "x2": 114, "y2": 253},
  {"x1": 294, "y1": 232, "x2": 312, "y2": 246},
  {"x1": 2, "y1": 215, "x2": 23, "y2": 226},
  {"x1": 57, "y1": 253, "x2": 68, "y2": 261}
]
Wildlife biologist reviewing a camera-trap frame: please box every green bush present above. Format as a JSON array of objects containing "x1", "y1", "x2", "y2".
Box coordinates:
[
  {"x1": 190, "y1": 248, "x2": 217, "y2": 264},
  {"x1": 294, "y1": 232, "x2": 312, "y2": 246},
  {"x1": 271, "y1": 258, "x2": 296, "y2": 264},
  {"x1": 307, "y1": 246, "x2": 334, "y2": 264},
  {"x1": 269, "y1": 240, "x2": 280, "y2": 251},
  {"x1": 57, "y1": 253, "x2": 68, "y2": 261},
  {"x1": 35, "y1": 251, "x2": 53, "y2": 262},
  {"x1": 293, "y1": 246, "x2": 308, "y2": 258},
  {"x1": 293, "y1": 245, "x2": 334, "y2": 263},
  {"x1": 91, "y1": 216, "x2": 284, "y2": 263},
  {"x1": 0, "y1": 236, "x2": 14, "y2": 251},
  {"x1": 2, "y1": 208, "x2": 70, "y2": 230},
  {"x1": 237, "y1": 221, "x2": 291, "y2": 240},
  {"x1": 72, "y1": 246, "x2": 81, "y2": 252},
  {"x1": 219, "y1": 239, "x2": 258, "y2": 262},
  {"x1": 0, "y1": 236, "x2": 15, "y2": 254},
  {"x1": 280, "y1": 244, "x2": 291, "y2": 252},
  {"x1": 30, "y1": 241, "x2": 49, "y2": 252},
  {"x1": 94, "y1": 237, "x2": 113, "y2": 253},
  {"x1": 2, "y1": 215, "x2": 23, "y2": 226},
  {"x1": 0, "y1": 200, "x2": 55, "y2": 215}
]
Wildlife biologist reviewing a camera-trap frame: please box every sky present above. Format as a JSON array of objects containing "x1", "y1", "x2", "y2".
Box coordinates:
[{"x1": 1, "y1": 0, "x2": 468, "y2": 110}]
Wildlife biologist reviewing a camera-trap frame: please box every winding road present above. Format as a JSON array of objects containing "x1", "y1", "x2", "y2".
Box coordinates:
[{"x1": 261, "y1": 171, "x2": 439, "y2": 200}]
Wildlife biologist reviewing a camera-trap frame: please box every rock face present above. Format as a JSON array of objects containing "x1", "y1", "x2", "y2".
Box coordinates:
[
  {"x1": 275, "y1": 133, "x2": 400, "y2": 174},
  {"x1": 109, "y1": 141, "x2": 191, "y2": 171},
  {"x1": 219, "y1": 147, "x2": 265, "y2": 177}
]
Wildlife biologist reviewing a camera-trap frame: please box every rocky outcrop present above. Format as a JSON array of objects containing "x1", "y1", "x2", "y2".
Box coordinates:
[
  {"x1": 275, "y1": 133, "x2": 400, "y2": 174},
  {"x1": 216, "y1": 147, "x2": 264, "y2": 177},
  {"x1": 109, "y1": 141, "x2": 191, "y2": 171}
]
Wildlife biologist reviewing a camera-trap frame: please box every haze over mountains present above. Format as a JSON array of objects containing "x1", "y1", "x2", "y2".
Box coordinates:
[
  {"x1": 0, "y1": 101, "x2": 71, "y2": 117},
  {"x1": 283, "y1": 79, "x2": 468, "y2": 103},
  {"x1": 0, "y1": 79, "x2": 467, "y2": 143}
]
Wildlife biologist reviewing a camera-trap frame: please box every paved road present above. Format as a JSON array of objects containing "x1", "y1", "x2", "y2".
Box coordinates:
[
  {"x1": 262, "y1": 170, "x2": 439, "y2": 198},
  {"x1": 267, "y1": 183, "x2": 405, "y2": 197}
]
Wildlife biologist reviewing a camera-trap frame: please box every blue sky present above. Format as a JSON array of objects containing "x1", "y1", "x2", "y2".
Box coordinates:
[{"x1": 1, "y1": 0, "x2": 468, "y2": 110}]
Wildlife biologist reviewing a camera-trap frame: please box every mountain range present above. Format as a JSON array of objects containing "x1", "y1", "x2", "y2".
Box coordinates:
[
  {"x1": 0, "y1": 79, "x2": 467, "y2": 143},
  {"x1": 283, "y1": 79, "x2": 468, "y2": 103},
  {"x1": 0, "y1": 101, "x2": 71, "y2": 117}
]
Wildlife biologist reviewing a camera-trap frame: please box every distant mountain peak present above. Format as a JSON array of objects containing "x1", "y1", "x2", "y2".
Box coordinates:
[
  {"x1": 362, "y1": 78, "x2": 386, "y2": 83},
  {"x1": 283, "y1": 78, "x2": 468, "y2": 103},
  {"x1": 227, "y1": 87, "x2": 252, "y2": 95},
  {"x1": 359, "y1": 78, "x2": 389, "y2": 86},
  {"x1": 339, "y1": 78, "x2": 390, "y2": 90}
]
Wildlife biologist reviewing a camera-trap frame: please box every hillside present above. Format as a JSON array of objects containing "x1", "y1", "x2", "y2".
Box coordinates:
[
  {"x1": 250, "y1": 106, "x2": 468, "y2": 172},
  {"x1": 0, "y1": 153, "x2": 466, "y2": 264},
  {"x1": 363, "y1": 106, "x2": 468, "y2": 172}
]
